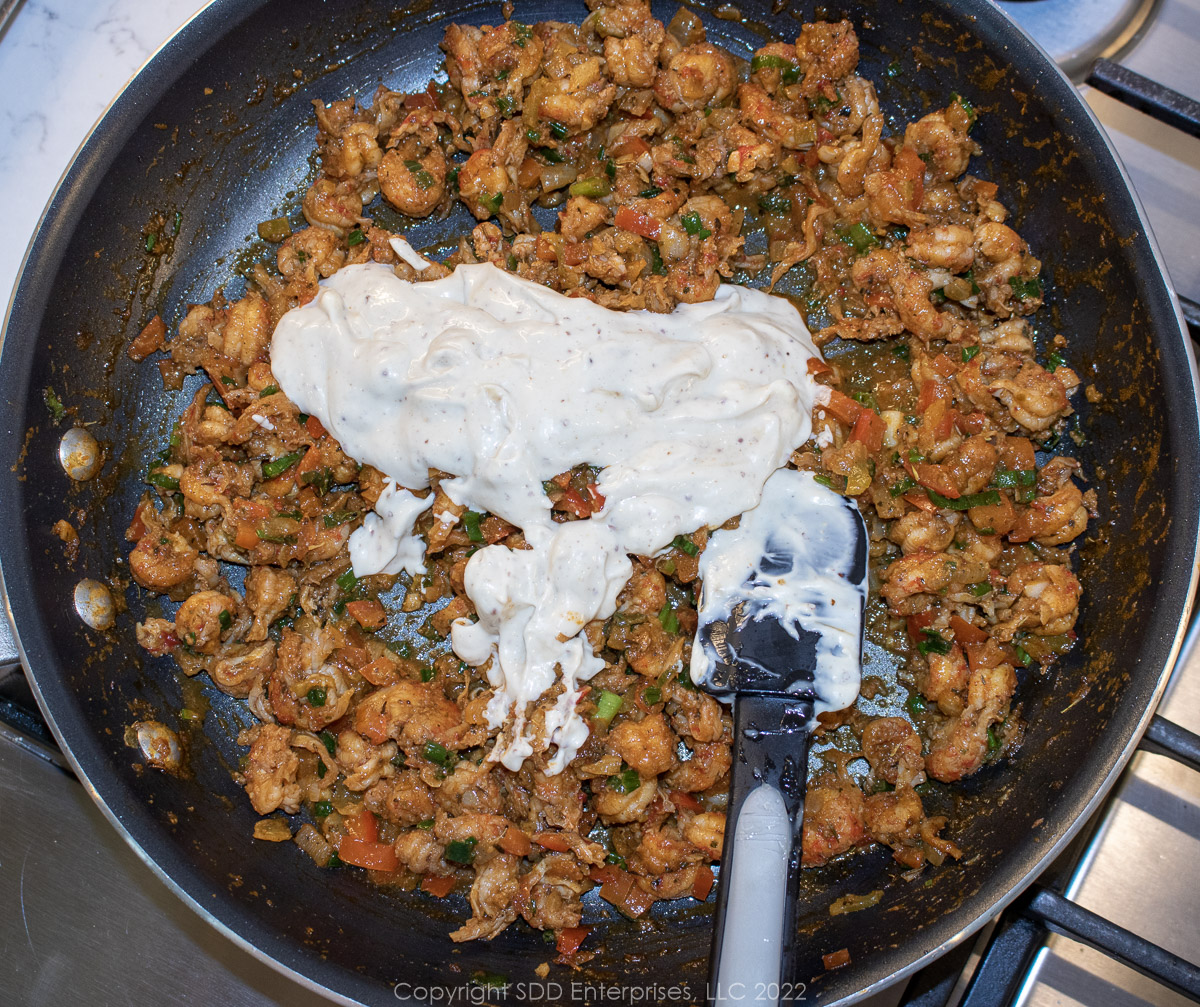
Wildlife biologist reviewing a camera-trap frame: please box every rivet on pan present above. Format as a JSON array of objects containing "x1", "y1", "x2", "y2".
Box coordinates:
[
  {"x1": 58, "y1": 426, "x2": 102, "y2": 481},
  {"x1": 74, "y1": 579, "x2": 115, "y2": 630},
  {"x1": 127, "y1": 720, "x2": 182, "y2": 772}
]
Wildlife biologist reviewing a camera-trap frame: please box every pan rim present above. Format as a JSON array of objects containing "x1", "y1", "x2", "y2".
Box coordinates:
[{"x1": 1, "y1": 0, "x2": 1198, "y2": 1003}]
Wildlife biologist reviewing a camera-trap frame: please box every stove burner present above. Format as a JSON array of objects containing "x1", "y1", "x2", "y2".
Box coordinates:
[{"x1": 996, "y1": 0, "x2": 1161, "y2": 81}]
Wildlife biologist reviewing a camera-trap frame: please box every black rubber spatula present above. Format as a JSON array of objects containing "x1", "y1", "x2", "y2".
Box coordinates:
[{"x1": 691, "y1": 469, "x2": 869, "y2": 1006}]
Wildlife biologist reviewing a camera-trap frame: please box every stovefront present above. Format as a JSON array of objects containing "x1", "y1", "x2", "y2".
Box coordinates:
[{"x1": 1, "y1": 1, "x2": 1198, "y2": 1004}]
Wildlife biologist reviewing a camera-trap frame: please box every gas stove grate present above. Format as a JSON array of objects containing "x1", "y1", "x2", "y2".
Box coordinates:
[{"x1": 898, "y1": 712, "x2": 1200, "y2": 1007}]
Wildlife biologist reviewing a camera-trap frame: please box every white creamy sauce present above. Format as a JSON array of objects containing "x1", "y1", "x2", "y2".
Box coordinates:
[
  {"x1": 690, "y1": 468, "x2": 867, "y2": 718},
  {"x1": 271, "y1": 261, "x2": 826, "y2": 772}
]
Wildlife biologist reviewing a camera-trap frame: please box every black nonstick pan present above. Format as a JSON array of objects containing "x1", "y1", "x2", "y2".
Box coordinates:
[{"x1": 1, "y1": 0, "x2": 1198, "y2": 1003}]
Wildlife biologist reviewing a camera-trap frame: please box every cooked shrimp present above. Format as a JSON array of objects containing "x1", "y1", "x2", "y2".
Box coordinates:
[{"x1": 654, "y1": 44, "x2": 736, "y2": 113}]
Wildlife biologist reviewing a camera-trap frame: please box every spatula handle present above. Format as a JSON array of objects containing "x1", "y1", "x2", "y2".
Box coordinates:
[{"x1": 709, "y1": 693, "x2": 812, "y2": 1007}]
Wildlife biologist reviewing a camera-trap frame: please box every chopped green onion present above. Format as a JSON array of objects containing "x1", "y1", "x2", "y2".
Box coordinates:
[
  {"x1": 262, "y1": 451, "x2": 304, "y2": 479},
  {"x1": 840, "y1": 221, "x2": 878, "y2": 255},
  {"x1": 257, "y1": 216, "x2": 292, "y2": 243},
  {"x1": 905, "y1": 692, "x2": 927, "y2": 715},
  {"x1": 950, "y1": 91, "x2": 977, "y2": 128},
  {"x1": 420, "y1": 665, "x2": 435, "y2": 683},
  {"x1": 313, "y1": 800, "x2": 333, "y2": 817},
  {"x1": 471, "y1": 970, "x2": 508, "y2": 989},
  {"x1": 658, "y1": 603, "x2": 680, "y2": 634},
  {"x1": 525, "y1": 127, "x2": 540, "y2": 143},
  {"x1": 908, "y1": 449, "x2": 925, "y2": 464},
  {"x1": 607, "y1": 767, "x2": 640, "y2": 794},
  {"x1": 604, "y1": 159, "x2": 616, "y2": 179},
  {"x1": 892, "y1": 343, "x2": 910, "y2": 361},
  {"x1": 326, "y1": 852, "x2": 342, "y2": 868},
  {"x1": 218, "y1": 609, "x2": 232, "y2": 631},
  {"x1": 462, "y1": 510, "x2": 484, "y2": 542},
  {"x1": 873, "y1": 779, "x2": 895, "y2": 792},
  {"x1": 889, "y1": 476, "x2": 917, "y2": 497},
  {"x1": 969, "y1": 581, "x2": 993, "y2": 597},
  {"x1": 927, "y1": 488, "x2": 1002, "y2": 511},
  {"x1": 993, "y1": 468, "x2": 1036, "y2": 489},
  {"x1": 416, "y1": 817, "x2": 434, "y2": 830},
  {"x1": 643, "y1": 686, "x2": 662, "y2": 705},
  {"x1": 650, "y1": 243, "x2": 666, "y2": 276},
  {"x1": 639, "y1": 186, "x2": 662, "y2": 198},
  {"x1": 43, "y1": 387, "x2": 66, "y2": 423},
  {"x1": 1047, "y1": 350, "x2": 1066, "y2": 372},
  {"x1": 347, "y1": 228, "x2": 366, "y2": 246},
  {"x1": 422, "y1": 740, "x2": 453, "y2": 767},
  {"x1": 605, "y1": 851, "x2": 628, "y2": 868},
  {"x1": 403, "y1": 159, "x2": 436, "y2": 189},
  {"x1": 568, "y1": 176, "x2": 611, "y2": 198},
  {"x1": 173, "y1": 211, "x2": 182, "y2": 235},
  {"x1": 1015, "y1": 643, "x2": 1033, "y2": 667},
  {"x1": 336, "y1": 569, "x2": 358, "y2": 594},
  {"x1": 671, "y1": 534, "x2": 699, "y2": 557},
  {"x1": 814, "y1": 473, "x2": 836, "y2": 489},
  {"x1": 258, "y1": 385, "x2": 279, "y2": 397},
  {"x1": 757, "y1": 191, "x2": 792, "y2": 215},
  {"x1": 445, "y1": 837, "x2": 478, "y2": 864},
  {"x1": 481, "y1": 191, "x2": 504, "y2": 213},
  {"x1": 147, "y1": 471, "x2": 180, "y2": 491},
  {"x1": 962, "y1": 345, "x2": 981, "y2": 363},
  {"x1": 677, "y1": 669, "x2": 697, "y2": 691},
  {"x1": 512, "y1": 21, "x2": 532, "y2": 47},
  {"x1": 307, "y1": 687, "x2": 327, "y2": 707},
  {"x1": 680, "y1": 211, "x2": 712, "y2": 239},
  {"x1": 323, "y1": 511, "x2": 357, "y2": 528},
  {"x1": 548, "y1": 121, "x2": 568, "y2": 139},
  {"x1": 751, "y1": 53, "x2": 801, "y2": 84},
  {"x1": 916, "y1": 629, "x2": 952, "y2": 656},
  {"x1": 320, "y1": 730, "x2": 337, "y2": 756},
  {"x1": 391, "y1": 752, "x2": 406, "y2": 768},
  {"x1": 1008, "y1": 276, "x2": 1043, "y2": 300},
  {"x1": 884, "y1": 59, "x2": 902, "y2": 78},
  {"x1": 145, "y1": 233, "x2": 157, "y2": 252},
  {"x1": 300, "y1": 468, "x2": 333, "y2": 496},
  {"x1": 595, "y1": 690, "x2": 623, "y2": 725},
  {"x1": 986, "y1": 725, "x2": 1001, "y2": 754},
  {"x1": 495, "y1": 95, "x2": 516, "y2": 119}
]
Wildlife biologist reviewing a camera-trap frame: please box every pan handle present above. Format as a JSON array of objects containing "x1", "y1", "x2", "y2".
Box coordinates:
[
  {"x1": 1085, "y1": 58, "x2": 1200, "y2": 139},
  {"x1": 1139, "y1": 714, "x2": 1200, "y2": 774}
]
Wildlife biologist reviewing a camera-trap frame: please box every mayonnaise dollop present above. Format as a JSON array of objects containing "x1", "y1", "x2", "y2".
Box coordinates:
[
  {"x1": 690, "y1": 468, "x2": 867, "y2": 718},
  {"x1": 271, "y1": 259, "x2": 826, "y2": 772}
]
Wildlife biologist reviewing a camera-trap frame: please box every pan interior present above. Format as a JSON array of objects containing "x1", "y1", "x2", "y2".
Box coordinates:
[{"x1": 1, "y1": 0, "x2": 1196, "y2": 1004}]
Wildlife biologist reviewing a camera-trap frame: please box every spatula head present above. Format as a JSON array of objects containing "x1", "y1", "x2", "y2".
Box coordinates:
[{"x1": 691, "y1": 469, "x2": 869, "y2": 710}]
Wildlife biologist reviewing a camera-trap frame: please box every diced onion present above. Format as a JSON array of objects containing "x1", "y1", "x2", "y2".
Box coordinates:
[{"x1": 254, "y1": 817, "x2": 293, "y2": 843}]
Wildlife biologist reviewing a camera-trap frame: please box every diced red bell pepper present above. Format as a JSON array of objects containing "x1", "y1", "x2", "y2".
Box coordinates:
[
  {"x1": 533, "y1": 832, "x2": 571, "y2": 853},
  {"x1": 358, "y1": 656, "x2": 400, "y2": 686},
  {"x1": 850, "y1": 409, "x2": 885, "y2": 453},
  {"x1": 670, "y1": 790, "x2": 704, "y2": 813},
  {"x1": 421, "y1": 875, "x2": 456, "y2": 898},
  {"x1": 615, "y1": 205, "x2": 662, "y2": 240},
  {"x1": 305, "y1": 414, "x2": 328, "y2": 439},
  {"x1": 346, "y1": 808, "x2": 379, "y2": 843},
  {"x1": 345, "y1": 598, "x2": 387, "y2": 630},
  {"x1": 692, "y1": 864, "x2": 714, "y2": 901},
  {"x1": 498, "y1": 826, "x2": 532, "y2": 857},
  {"x1": 950, "y1": 614, "x2": 988, "y2": 646},
  {"x1": 556, "y1": 926, "x2": 591, "y2": 957},
  {"x1": 338, "y1": 836, "x2": 397, "y2": 872},
  {"x1": 906, "y1": 610, "x2": 936, "y2": 645},
  {"x1": 824, "y1": 388, "x2": 864, "y2": 425}
]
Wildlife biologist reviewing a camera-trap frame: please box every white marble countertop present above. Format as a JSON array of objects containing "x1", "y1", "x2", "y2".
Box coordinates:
[{"x1": 0, "y1": 0, "x2": 208, "y2": 314}]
